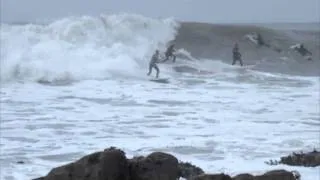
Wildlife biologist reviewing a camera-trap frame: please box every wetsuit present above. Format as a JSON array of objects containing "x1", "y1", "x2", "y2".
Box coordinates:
[
  {"x1": 232, "y1": 46, "x2": 243, "y2": 66},
  {"x1": 163, "y1": 45, "x2": 176, "y2": 62},
  {"x1": 292, "y1": 44, "x2": 312, "y2": 60},
  {"x1": 256, "y1": 33, "x2": 271, "y2": 48},
  {"x1": 147, "y1": 51, "x2": 160, "y2": 78},
  {"x1": 297, "y1": 45, "x2": 312, "y2": 56},
  {"x1": 256, "y1": 34, "x2": 263, "y2": 46}
]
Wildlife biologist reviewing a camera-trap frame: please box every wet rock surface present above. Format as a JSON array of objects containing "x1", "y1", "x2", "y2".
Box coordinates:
[
  {"x1": 193, "y1": 170, "x2": 299, "y2": 180},
  {"x1": 190, "y1": 173, "x2": 232, "y2": 180},
  {"x1": 129, "y1": 152, "x2": 179, "y2": 180},
  {"x1": 34, "y1": 147, "x2": 303, "y2": 180},
  {"x1": 232, "y1": 173, "x2": 254, "y2": 180},
  {"x1": 253, "y1": 169, "x2": 299, "y2": 180},
  {"x1": 34, "y1": 147, "x2": 179, "y2": 180},
  {"x1": 179, "y1": 161, "x2": 205, "y2": 179},
  {"x1": 265, "y1": 150, "x2": 320, "y2": 167},
  {"x1": 36, "y1": 147, "x2": 130, "y2": 180},
  {"x1": 279, "y1": 150, "x2": 320, "y2": 167}
]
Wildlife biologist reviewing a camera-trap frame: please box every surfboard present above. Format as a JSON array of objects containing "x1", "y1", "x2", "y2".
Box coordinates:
[
  {"x1": 149, "y1": 78, "x2": 169, "y2": 84},
  {"x1": 198, "y1": 70, "x2": 215, "y2": 75},
  {"x1": 243, "y1": 65, "x2": 255, "y2": 69}
]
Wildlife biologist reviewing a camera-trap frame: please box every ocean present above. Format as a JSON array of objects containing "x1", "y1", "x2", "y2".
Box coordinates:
[{"x1": 0, "y1": 13, "x2": 319, "y2": 180}]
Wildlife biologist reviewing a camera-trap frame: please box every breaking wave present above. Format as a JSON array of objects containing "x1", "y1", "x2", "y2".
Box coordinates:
[
  {"x1": 0, "y1": 14, "x2": 179, "y2": 83},
  {"x1": 1, "y1": 14, "x2": 319, "y2": 84}
]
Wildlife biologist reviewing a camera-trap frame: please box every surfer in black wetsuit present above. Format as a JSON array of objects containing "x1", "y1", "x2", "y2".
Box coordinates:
[
  {"x1": 256, "y1": 33, "x2": 272, "y2": 48},
  {"x1": 162, "y1": 44, "x2": 176, "y2": 63},
  {"x1": 249, "y1": 32, "x2": 282, "y2": 52},
  {"x1": 257, "y1": 33, "x2": 266, "y2": 47},
  {"x1": 291, "y1": 43, "x2": 312, "y2": 60},
  {"x1": 232, "y1": 43, "x2": 243, "y2": 66},
  {"x1": 147, "y1": 50, "x2": 160, "y2": 78}
]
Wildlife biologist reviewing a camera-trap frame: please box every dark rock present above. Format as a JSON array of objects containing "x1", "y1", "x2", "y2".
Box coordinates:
[
  {"x1": 189, "y1": 173, "x2": 232, "y2": 180},
  {"x1": 41, "y1": 147, "x2": 130, "y2": 180},
  {"x1": 232, "y1": 173, "x2": 254, "y2": 180},
  {"x1": 200, "y1": 170, "x2": 299, "y2": 180},
  {"x1": 33, "y1": 146, "x2": 302, "y2": 180},
  {"x1": 129, "y1": 152, "x2": 179, "y2": 180},
  {"x1": 254, "y1": 169, "x2": 298, "y2": 180},
  {"x1": 179, "y1": 161, "x2": 205, "y2": 179},
  {"x1": 32, "y1": 178, "x2": 45, "y2": 180},
  {"x1": 280, "y1": 150, "x2": 320, "y2": 167}
]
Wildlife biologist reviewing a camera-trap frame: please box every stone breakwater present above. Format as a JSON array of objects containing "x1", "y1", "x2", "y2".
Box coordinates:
[{"x1": 32, "y1": 147, "x2": 304, "y2": 180}]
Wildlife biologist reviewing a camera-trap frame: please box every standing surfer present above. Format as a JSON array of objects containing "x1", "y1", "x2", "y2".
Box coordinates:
[
  {"x1": 147, "y1": 50, "x2": 161, "y2": 78},
  {"x1": 256, "y1": 33, "x2": 269, "y2": 47},
  {"x1": 232, "y1": 43, "x2": 243, "y2": 66}
]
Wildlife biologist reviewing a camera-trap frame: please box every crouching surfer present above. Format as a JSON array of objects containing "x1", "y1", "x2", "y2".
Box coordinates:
[
  {"x1": 290, "y1": 43, "x2": 312, "y2": 60},
  {"x1": 162, "y1": 44, "x2": 176, "y2": 63},
  {"x1": 232, "y1": 43, "x2": 243, "y2": 66},
  {"x1": 147, "y1": 50, "x2": 161, "y2": 78},
  {"x1": 248, "y1": 32, "x2": 282, "y2": 53}
]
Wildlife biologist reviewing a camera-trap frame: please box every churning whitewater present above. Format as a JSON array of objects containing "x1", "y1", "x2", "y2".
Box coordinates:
[
  {"x1": 0, "y1": 14, "x2": 179, "y2": 83},
  {"x1": 0, "y1": 14, "x2": 319, "y2": 180}
]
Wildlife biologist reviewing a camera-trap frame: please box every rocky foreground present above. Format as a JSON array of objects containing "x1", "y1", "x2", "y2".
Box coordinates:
[{"x1": 33, "y1": 147, "x2": 309, "y2": 180}]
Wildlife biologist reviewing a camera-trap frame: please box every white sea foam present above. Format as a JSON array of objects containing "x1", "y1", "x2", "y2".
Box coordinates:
[{"x1": 0, "y1": 13, "x2": 179, "y2": 82}]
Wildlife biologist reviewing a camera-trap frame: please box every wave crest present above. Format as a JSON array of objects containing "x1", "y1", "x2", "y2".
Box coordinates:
[{"x1": 0, "y1": 13, "x2": 179, "y2": 83}]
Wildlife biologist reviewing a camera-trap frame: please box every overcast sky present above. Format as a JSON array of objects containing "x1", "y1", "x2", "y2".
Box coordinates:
[{"x1": 1, "y1": 0, "x2": 319, "y2": 23}]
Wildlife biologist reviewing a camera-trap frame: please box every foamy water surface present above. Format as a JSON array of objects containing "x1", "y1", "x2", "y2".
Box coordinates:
[{"x1": 1, "y1": 68, "x2": 319, "y2": 180}]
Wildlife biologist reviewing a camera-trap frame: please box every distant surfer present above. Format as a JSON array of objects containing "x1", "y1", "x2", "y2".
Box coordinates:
[
  {"x1": 247, "y1": 32, "x2": 282, "y2": 52},
  {"x1": 232, "y1": 43, "x2": 243, "y2": 66},
  {"x1": 147, "y1": 50, "x2": 161, "y2": 78},
  {"x1": 290, "y1": 43, "x2": 312, "y2": 60},
  {"x1": 256, "y1": 33, "x2": 267, "y2": 47},
  {"x1": 256, "y1": 33, "x2": 283, "y2": 52},
  {"x1": 253, "y1": 32, "x2": 271, "y2": 48},
  {"x1": 162, "y1": 44, "x2": 176, "y2": 63}
]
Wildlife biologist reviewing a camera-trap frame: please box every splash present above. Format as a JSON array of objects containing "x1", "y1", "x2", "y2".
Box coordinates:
[{"x1": 0, "y1": 13, "x2": 179, "y2": 83}]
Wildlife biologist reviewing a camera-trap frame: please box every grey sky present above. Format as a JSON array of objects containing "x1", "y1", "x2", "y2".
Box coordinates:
[{"x1": 1, "y1": 0, "x2": 319, "y2": 23}]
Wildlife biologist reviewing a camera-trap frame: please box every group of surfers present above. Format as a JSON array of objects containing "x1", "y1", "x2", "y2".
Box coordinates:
[{"x1": 147, "y1": 33, "x2": 313, "y2": 78}]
